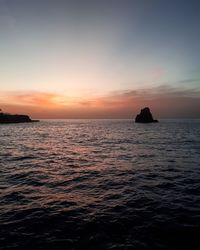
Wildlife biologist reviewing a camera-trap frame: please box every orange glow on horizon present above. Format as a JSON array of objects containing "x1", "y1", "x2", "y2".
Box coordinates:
[{"x1": 1, "y1": 88, "x2": 200, "y2": 119}]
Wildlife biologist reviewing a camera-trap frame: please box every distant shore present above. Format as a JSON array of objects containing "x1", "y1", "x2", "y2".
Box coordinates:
[{"x1": 0, "y1": 112, "x2": 39, "y2": 124}]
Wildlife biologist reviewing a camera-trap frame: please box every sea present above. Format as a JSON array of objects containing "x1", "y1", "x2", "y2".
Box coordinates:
[{"x1": 0, "y1": 119, "x2": 200, "y2": 250}]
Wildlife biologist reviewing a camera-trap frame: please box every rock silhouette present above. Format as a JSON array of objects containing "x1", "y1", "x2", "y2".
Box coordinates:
[
  {"x1": 135, "y1": 107, "x2": 158, "y2": 123},
  {"x1": 0, "y1": 111, "x2": 39, "y2": 124}
]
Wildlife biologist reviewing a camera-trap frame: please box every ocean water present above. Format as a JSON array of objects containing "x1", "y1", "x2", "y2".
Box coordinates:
[{"x1": 0, "y1": 119, "x2": 200, "y2": 250}]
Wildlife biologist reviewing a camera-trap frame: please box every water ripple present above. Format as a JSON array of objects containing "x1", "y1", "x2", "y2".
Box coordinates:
[{"x1": 0, "y1": 119, "x2": 200, "y2": 249}]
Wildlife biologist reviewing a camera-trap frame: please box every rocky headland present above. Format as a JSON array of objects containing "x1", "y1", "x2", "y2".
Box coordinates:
[
  {"x1": 0, "y1": 112, "x2": 39, "y2": 124},
  {"x1": 135, "y1": 107, "x2": 158, "y2": 123}
]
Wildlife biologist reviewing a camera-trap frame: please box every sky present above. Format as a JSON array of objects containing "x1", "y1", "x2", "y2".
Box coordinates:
[{"x1": 0, "y1": 0, "x2": 200, "y2": 118}]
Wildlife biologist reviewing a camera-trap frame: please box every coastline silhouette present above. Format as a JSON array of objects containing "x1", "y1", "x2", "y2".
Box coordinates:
[{"x1": 0, "y1": 109, "x2": 39, "y2": 123}]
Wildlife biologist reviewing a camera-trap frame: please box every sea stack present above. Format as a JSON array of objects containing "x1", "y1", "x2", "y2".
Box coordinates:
[
  {"x1": 135, "y1": 107, "x2": 158, "y2": 123},
  {"x1": 0, "y1": 111, "x2": 39, "y2": 124}
]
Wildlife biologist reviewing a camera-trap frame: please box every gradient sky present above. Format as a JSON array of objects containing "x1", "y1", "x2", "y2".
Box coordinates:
[{"x1": 0, "y1": 0, "x2": 200, "y2": 118}]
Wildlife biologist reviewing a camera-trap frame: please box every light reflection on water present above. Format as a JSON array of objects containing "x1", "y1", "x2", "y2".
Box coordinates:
[{"x1": 0, "y1": 119, "x2": 200, "y2": 249}]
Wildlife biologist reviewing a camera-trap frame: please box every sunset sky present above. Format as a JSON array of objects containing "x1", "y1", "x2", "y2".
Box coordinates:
[{"x1": 0, "y1": 0, "x2": 200, "y2": 118}]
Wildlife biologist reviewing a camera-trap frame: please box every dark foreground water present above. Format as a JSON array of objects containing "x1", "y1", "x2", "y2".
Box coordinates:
[{"x1": 0, "y1": 119, "x2": 200, "y2": 250}]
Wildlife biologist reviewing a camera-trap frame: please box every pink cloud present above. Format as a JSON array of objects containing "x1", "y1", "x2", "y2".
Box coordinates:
[{"x1": 151, "y1": 66, "x2": 165, "y2": 81}]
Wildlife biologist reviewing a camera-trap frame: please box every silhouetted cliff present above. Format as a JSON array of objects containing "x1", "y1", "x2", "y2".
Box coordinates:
[
  {"x1": 0, "y1": 112, "x2": 39, "y2": 123},
  {"x1": 135, "y1": 107, "x2": 158, "y2": 123}
]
